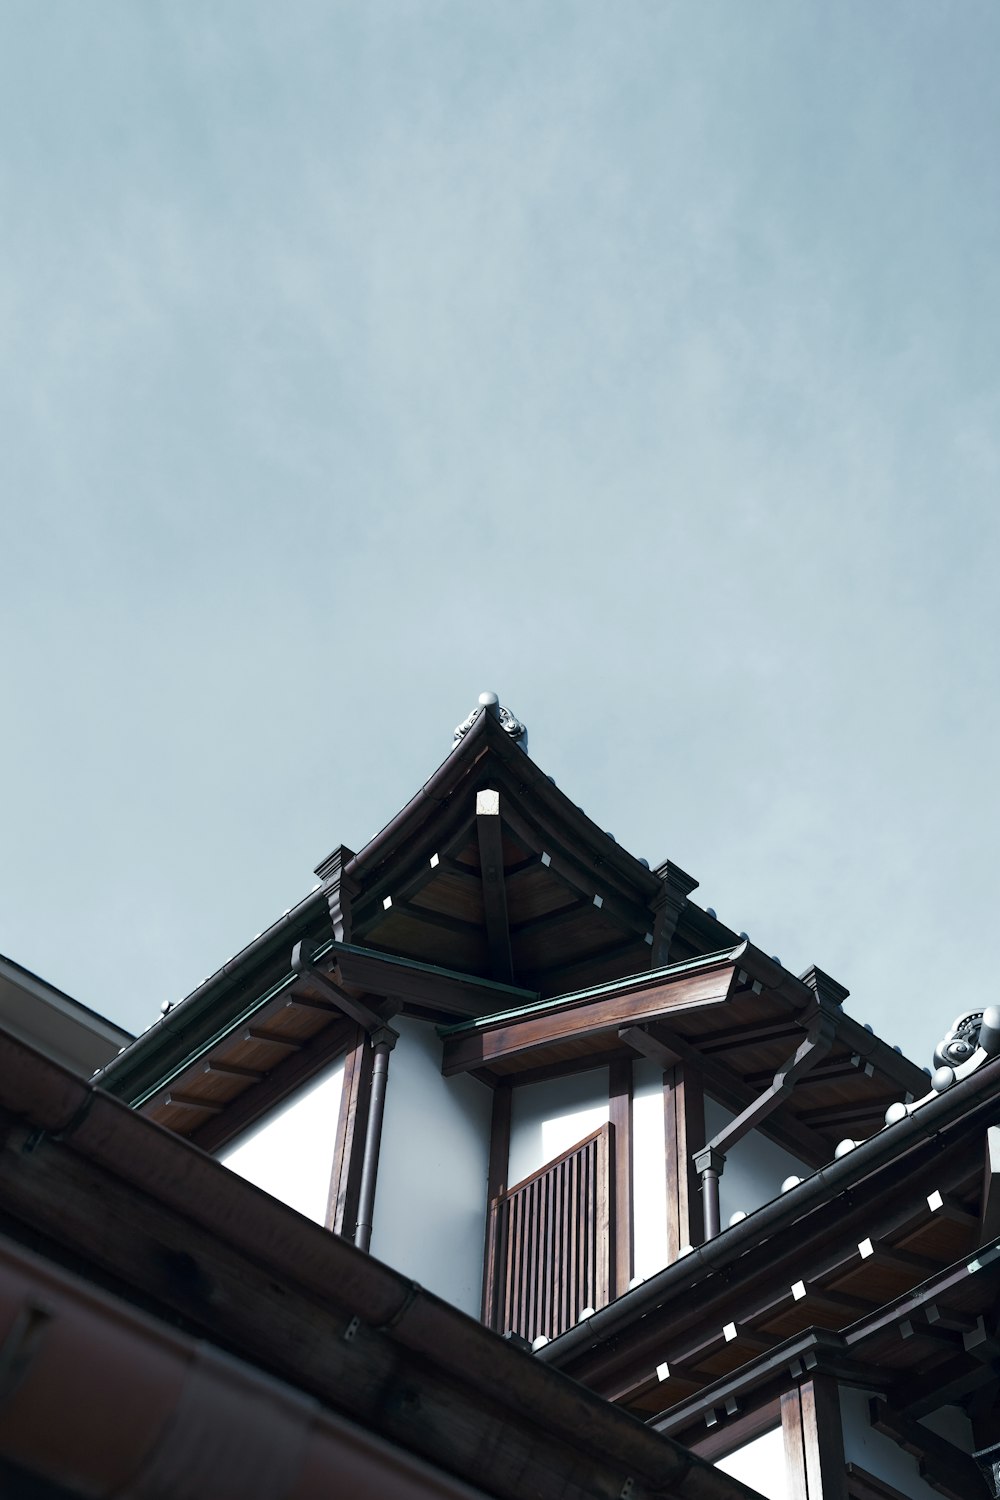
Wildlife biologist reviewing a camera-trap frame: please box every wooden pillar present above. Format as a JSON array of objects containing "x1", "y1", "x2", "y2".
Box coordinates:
[
  {"x1": 481, "y1": 1082, "x2": 512, "y2": 1325},
  {"x1": 609, "y1": 1059, "x2": 634, "y2": 1296},
  {"x1": 781, "y1": 1378, "x2": 848, "y2": 1500},
  {"x1": 325, "y1": 1026, "x2": 372, "y2": 1236},
  {"x1": 664, "y1": 1063, "x2": 705, "y2": 1260}
]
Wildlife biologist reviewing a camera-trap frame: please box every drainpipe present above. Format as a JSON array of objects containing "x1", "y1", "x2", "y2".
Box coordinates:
[
  {"x1": 355, "y1": 1025, "x2": 399, "y2": 1254},
  {"x1": 694, "y1": 1145, "x2": 725, "y2": 1241}
]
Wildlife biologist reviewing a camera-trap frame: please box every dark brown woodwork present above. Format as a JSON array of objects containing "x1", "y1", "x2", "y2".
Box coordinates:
[
  {"x1": 485, "y1": 1125, "x2": 614, "y2": 1344},
  {"x1": 326, "y1": 1026, "x2": 373, "y2": 1236},
  {"x1": 845, "y1": 1466, "x2": 914, "y2": 1500},
  {"x1": 164, "y1": 1090, "x2": 225, "y2": 1114},
  {"x1": 782, "y1": 1377, "x2": 848, "y2": 1500},
  {"x1": 619, "y1": 1019, "x2": 831, "y2": 1169},
  {"x1": 202, "y1": 1060, "x2": 264, "y2": 1081},
  {"x1": 189, "y1": 1017, "x2": 355, "y2": 1156},
  {"x1": 314, "y1": 844, "x2": 358, "y2": 944},
  {"x1": 476, "y1": 790, "x2": 515, "y2": 985},
  {"x1": 482, "y1": 1082, "x2": 513, "y2": 1321},
  {"x1": 332, "y1": 944, "x2": 535, "y2": 1019},
  {"x1": 664, "y1": 1063, "x2": 705, "y2": 1259},
  {"x1": 869, "y1": 1396, "x2": 984, "y2": 1500},
  {"x1": 981, "y1": 1127, "x2": 1000, "y2": 1246},
  {"x1": 609, "y1": 1059, "x2": 634, "y2": 1295},
  {"x1": 649, "y1": 862, "x2": 699, "y2": 966},
  {"x1": 443, "y1": 961, "x2": 736, "y2": 1078}
]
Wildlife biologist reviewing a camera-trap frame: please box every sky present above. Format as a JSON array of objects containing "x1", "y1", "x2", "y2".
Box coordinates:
[{"x1": 1, "y1": 3, "x2": 999, "y2": 1073}]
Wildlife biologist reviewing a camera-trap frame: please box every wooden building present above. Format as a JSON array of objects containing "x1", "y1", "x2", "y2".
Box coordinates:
[{"x1": 5, "y1": 693, "x2": 998, "y2": 1498}]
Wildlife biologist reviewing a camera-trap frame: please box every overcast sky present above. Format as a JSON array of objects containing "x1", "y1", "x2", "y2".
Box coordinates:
[{"x1": 2, "y1": 4, "x2": 998, "y2": 1074}]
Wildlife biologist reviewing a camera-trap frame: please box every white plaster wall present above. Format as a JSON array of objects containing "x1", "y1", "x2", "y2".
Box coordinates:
[
  {"x1": 633, "y1": 1057, "x2": 669, "y2": 1279},
  {"x1": 715, "y1": 1427, "x2": 789, "y2": 1500},
  {"x1": 507, "y1": 1068, "x2": 609, "y2": 1187},
  {"x1": 840, "y1": 1386, "x2": 945, "y2": 1500},
  {"x1": 704, "y1": 1097, "x2": 810, "y2": 1228},
  {"x1": 369, "y1": 1017, "x2": 493, "y2": 1319},
  {"x1": 218, "y1": 1057, "x2": 345, "y2": 1224}
]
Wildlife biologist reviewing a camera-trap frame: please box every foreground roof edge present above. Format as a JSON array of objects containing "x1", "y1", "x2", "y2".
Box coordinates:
[{"x1": 0, "y1": 1025, "x2": 764, "y2": 1500}]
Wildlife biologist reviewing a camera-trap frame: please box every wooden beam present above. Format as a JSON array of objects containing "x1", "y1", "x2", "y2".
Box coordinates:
[
  {"x1": 664, "y1": 1063, "x2": 704, "y2": 1260},
  {"x1": 290, "y1": 942, "x2": 386, "y2": 1031},
  {"x1": 482, "y1": 1082, "x2": 512, "y2": 1324},
  {"x1": 189, "y1": 1018, "x2": 355, "y2": 1156},
  {"x1": 477, "y1": 790, "x2": 515, "y2": 985},
  {"x1": 332, "y1": 945, "x2": 536, "y2": 1019},
  {"x1": 326, "y1": 1026, "x2": 372, "y2": 1237},
  {"x1": 981, "y1": 1126, "x2": 1000, "y2": 1246},
  {"x1": 619, "y1": 1020, "x2": 831, "y2": 1168},
  {"x1": 782, "y1": 1377, "x2": 848, "y2": 1499},
  {"x1": 869, "y1": 1396, "x2": 983, "y2": 1500},
  {"x1": 164, "y1": 1091, "x2": 225, "y2": 1114},
  {"x1": 441, "y1": 964, "x2": 735, "y2": 1078},
  {"x1": 609, "y1": 1059, "x2": 634, "y2": 1296}
]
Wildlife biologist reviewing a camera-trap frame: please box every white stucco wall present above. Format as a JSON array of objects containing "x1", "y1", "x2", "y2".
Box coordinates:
[
  {"x1": 715, "y1": 1426, "x2": 789, "y2": 1500},
  {"x1": 217, "y1": 1057, "x2": 345, "y2": 1224},
  {"x1": 705, "y1": 1097, "x2": 810, "y2": 1227},
  {"x1": 633, "y1": 1057, "x2": 669, "y2": 1279},
  {"x1": 507, "y1": 1067, "x2": 609, "y2": 1188},
  {"x1": 369, "y1": 1017, "x2": 493, "y2": 1318},
  {"x1": 840, "y1": 1387, "x2": 946, "y2": 1500}
]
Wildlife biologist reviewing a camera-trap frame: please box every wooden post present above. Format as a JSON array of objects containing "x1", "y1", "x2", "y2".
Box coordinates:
[
  {"x1": 663, "y1": 1063, "x2": 704, "y2": 1260},
  {"x1": 325, "y1": 1026, "x2": 372, "y2": 1236},
  {"x1": 482, "y1": 1082, "x2": 512, "y2": 1325},
  {"x1": 781, "y1": 1378, "x2": 848, "y2": 1500},
  {"x1": 609, "y1": 1059, "x2": 633, "y2": 1297}
]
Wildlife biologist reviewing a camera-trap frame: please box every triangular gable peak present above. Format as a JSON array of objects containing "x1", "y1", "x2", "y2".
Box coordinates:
[{"x1": 314, "y1": 695, "x2": 668, "y2": 996}]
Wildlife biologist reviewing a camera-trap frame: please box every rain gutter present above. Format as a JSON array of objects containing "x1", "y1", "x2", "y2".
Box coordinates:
[{"x1": 536, "y1": 1051, "x2": 1000, "y2": 1369}]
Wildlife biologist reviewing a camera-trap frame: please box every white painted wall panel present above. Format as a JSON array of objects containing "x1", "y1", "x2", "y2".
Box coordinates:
[
  {"x1": 218, "y1": 1058, "x2": 345, "y2": 1225},
  {"x1": 370, "y1": 1017, "x2": 493, "y2": 1319},
  {"x1": 508, "y1": 1068, "x2": 609, "y2": 1188},
  {"x1": 840, "y1": 1387, "x2": 945, "y2": 1500},
  {"x1": 715, "y1": 1427, "x2": 789, "y2": 1500},
  {"x1": 633, "y1": 1057, "x2": 669, "y2": 1279},
  {"x1": 704, "y1": 1097, "x2": 810, "y2": 1227}
]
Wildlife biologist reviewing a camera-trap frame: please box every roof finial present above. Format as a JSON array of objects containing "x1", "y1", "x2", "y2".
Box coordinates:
[{"x1": 453, "y1": 693, "x2": 528, "y2": 753}]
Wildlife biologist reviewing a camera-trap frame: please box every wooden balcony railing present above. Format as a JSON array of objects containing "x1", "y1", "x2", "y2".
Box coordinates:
[{"x1": 484, "y1": 1123, "x2": 614, "y2": 1343}]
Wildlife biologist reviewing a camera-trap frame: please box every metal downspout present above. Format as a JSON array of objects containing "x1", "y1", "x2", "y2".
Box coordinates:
[{"x1": 354, "y1": 1026, "x2": 399, "y2": 1254}]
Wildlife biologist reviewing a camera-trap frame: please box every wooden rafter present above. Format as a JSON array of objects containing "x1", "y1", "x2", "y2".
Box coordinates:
[{"x1": 476, "y1": 790, "x2": 515, "y2": 985}]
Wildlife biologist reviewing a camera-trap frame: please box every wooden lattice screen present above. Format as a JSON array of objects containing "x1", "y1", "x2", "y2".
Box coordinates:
[{"x1": 484, "y1": 1123, "x2": 614, "y2": 1343}]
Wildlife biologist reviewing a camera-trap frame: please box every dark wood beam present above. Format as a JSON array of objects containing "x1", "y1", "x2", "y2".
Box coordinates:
[
  {"x1": 291, "y1": 942, "x2": 386, "y2": 1031},
  {"x1": 482, "y1": 1082, "x2": 512, "y2": 1324},
  {"x1": 476, "y1": 790, "x2": 515, "y2": 985},
  {"x1": 332, "y1": 944, "x2": 536, "y2": 1019},
  {"x1": 326, "y1": 1025, "x2": 372, "y2": 1237},
  {"x1": 441, "y1": 963, "x2": 735, "y2": 1078},
  {"x1": 781, "y1": 1376, "x2": 848, "y2": 1500},
  {"x1": 981, "y1": 1126, "x2": 1000, "y2": 1246},
  {"x1": 189, "y1": 1017, "x2": 356, "y2": 1155},
  {"x1": 609, "y1": 1059, "x2": 634, "y2": 1296},
  {"x1": 869, "y1": 1396, "x2": 983, "y2": 1500},
  {"x1": 664, "y1": 1062, "x2": 704, "y2": 1259},
  {"x1": 619, "y1": 1020, "x2": 832, "y2": 1168}
]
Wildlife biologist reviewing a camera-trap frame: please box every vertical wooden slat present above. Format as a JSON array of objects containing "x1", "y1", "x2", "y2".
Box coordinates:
[
  {"x1": 664, "y1": 1062, "x2": 705, "y2": 1261},
  {"x1": 486, "y1": 1124, "x2": 613, "y2": 1341}
]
